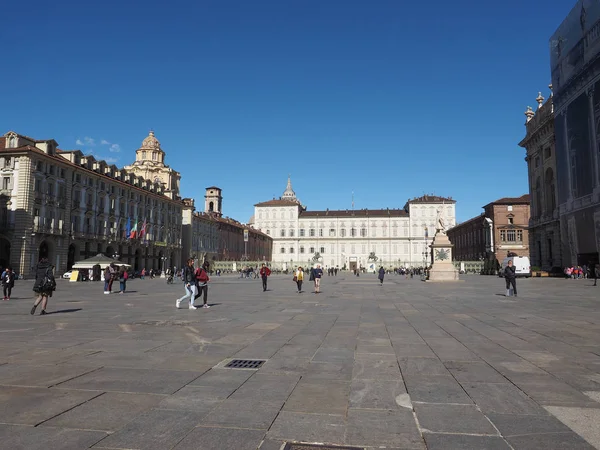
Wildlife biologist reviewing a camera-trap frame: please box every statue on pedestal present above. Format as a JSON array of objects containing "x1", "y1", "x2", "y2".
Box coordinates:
[{"x1": 436, "y1": 208, "x2": 446, "y2": 234}]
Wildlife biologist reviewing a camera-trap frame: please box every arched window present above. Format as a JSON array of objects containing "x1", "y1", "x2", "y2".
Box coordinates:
[
  {"x1": 152, "y1": 152, "x2": 157, "y2": 161},
  {"x1": 545, "y1": 168, "x2": 556, "y2": 213}
]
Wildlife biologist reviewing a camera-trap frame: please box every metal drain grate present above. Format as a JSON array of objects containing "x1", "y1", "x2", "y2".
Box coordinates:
[
  {"x1": 284, "y1": 444, "x2": 363, "y2": 450},
  {"x1": 225, "y1": 359, "x2": 266, "y2": 369}
]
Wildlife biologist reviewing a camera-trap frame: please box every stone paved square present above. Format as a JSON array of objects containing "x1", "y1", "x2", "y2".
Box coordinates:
[{"x1": 1, "y1": 273, "x2": 600, "y2": 449}]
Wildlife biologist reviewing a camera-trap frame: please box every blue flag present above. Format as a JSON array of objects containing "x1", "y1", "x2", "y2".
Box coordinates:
[{"x1": 126, "y1": 217, "x2": 131, "y2": 239}]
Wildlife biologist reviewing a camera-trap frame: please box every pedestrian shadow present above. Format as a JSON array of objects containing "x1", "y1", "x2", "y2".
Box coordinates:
[
  {"x1": 45, "y1": 308, "x2": 82, "y2": 315},
  {"x1": 207, "y1": 303, "x2": 222, "y2": 307}
]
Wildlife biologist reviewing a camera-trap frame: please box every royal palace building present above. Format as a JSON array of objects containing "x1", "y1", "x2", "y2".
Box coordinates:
[
  {"x1": 0, "y1": 131, "x2": 185, "y2": 276},
  {"x1": 250, "y1": 178, "x2": 456, "y2": 270}
]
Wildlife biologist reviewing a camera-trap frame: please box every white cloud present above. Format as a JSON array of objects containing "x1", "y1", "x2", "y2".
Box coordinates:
[
  {"x1": 76, "y1": 136, "x2": 95, "y2": 147},
  {"x1": 100, "y1": 139, "x2": 110, "y2": 145},
  {"x1": 104, "y1": 157, "x2": 118, "y2": 164},
  {"x1": 109, "y1": 144, "x2": 121, "y2": 153}
]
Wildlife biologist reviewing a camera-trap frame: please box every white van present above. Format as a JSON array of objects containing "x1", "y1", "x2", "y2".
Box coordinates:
[{"x1": 499, "y1": 256, "x2": 531, "y2": 278}]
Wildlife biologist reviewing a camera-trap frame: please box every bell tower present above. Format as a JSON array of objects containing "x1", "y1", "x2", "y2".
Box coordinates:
[{"x1": 205, "y1": 186, "x2": 222, "y2": 217}]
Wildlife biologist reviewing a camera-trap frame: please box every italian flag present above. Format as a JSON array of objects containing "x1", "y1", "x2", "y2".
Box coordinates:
[{"x1": 129, "y1": 221, "x2": 138, "y2": 239}]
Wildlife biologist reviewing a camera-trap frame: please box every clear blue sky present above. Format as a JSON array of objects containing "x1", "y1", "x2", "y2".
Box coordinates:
[{"x1": 1, "y1": 0, "x2": 575, "y2": 223}]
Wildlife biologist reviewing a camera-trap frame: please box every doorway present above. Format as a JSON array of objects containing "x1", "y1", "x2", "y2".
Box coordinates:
[{"x1": 349, "y1": 261, "x2": 357, "y2": 271}]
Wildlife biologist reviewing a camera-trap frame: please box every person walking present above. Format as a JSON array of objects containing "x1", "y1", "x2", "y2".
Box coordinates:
[
  {"x1": 194, "y1": 261, "x2": 211, "y2": 308},
  {"x1": 260, "y1": 263, "x2": 271, "y2": 292},
  {"x1": 504, "y1": 260, "x2": 517, "y2": 297},
  {"x1": 313, "y1": 264, "x2": 323, "y2": 293},
  {"x1": 176, "y1": 258, "x2": 197, "y2": 310},
  {"x1": 118, "y1": 266, "x2": 128, "y2": 294},
  {"x1": 378, "y1": 266, "x2": 385, "y2": 286},
  {"x1": 295, "y1": 266, "x2": 304, "y2": 293},
  {"x1": 103, "y1": 266, "x2": 111, "y2": 294},
  {"x1": 30, "y1": 258, "x2": 56, "y2": 315},
  {"x1": 594, "y1": 263, "x2": 599, "y2": 286},
  {"x1": 2, "y1": 266, "x2": 15, "y2": 300}
]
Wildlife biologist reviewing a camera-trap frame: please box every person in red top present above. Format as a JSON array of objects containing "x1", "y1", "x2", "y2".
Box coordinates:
[
  {"x1": 194, "y1": 261, "x2": 211, "y2": 308},
  {"x1": 259, "y1": 263, "x2": 271, "y2": 292}
]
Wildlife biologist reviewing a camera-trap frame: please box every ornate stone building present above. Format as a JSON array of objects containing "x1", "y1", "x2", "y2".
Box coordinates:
[
  {"x1": 124, "y1": 131, "x2": 181, "y2": 199},
  {"x1": 550, "y1": 0, "x2": 600, "y2": 267},
  {"x1": 250, "y1": 178, "x2": 456, "y2": 269},
  {"x1": 519, "y1": 88, "x2": 561, "y2": 270},
  {"x1": 0, "y1": 131, "x2": 184, "y2": 276}
]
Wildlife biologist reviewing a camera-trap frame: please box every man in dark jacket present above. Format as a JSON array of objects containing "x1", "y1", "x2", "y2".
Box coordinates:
[
  {"x1": 2, "y1": 266, "x2": 15, "y2": 300},
  {"x1": 176, "y1": 258, "x2": 197, "y2": 309},
  {"x1": 504, "y1": 260, "x2": 517, "y2": 297},
  {"x1": 378, "y1": 266, "x2": 385, "y2": 286}
]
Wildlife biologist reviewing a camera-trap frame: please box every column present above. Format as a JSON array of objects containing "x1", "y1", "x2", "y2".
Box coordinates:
[{"x1": 588, "y1": 87, "x2": 600, "y2": 190}]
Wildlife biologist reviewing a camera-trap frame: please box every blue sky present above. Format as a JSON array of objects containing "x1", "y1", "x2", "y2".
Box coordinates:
[{"x1": 1, "y1": 0, "x2": 575, "y2": 223}]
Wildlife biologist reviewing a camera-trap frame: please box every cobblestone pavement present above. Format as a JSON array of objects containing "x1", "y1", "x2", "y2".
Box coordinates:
[{"x1": 0, "y1": 273, "x2": 599, "y2": 449}]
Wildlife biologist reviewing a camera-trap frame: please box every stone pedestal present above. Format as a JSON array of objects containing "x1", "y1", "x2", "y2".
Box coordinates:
[{"x1": 428, "y1": 231, "x2": 459, "y2": 282}]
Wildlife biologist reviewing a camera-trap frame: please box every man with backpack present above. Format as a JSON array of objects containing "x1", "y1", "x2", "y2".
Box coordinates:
[
  {"x1": 194, "y1": 261, "x2": 210, "y2": 308},
  {"x1": 260, "y1": 263, "x2": 271, "y2": 292},
  {"x1": 176, "y1": 258, "x2": 197, "y2": 310},
  {"x1": 30, "y1": 258, "x2": 56, "y2": 315}
]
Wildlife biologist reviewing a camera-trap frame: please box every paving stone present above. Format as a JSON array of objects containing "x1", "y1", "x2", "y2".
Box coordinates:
[
  {"x1": 57, "y1": 367, "x2": 200, "y2": 394},
  {"x1": 349, "y1": 379, "x2": 406, "y2": 409},
  {"x1": 285, "y1": 380, "x2": 350, "y2": 414},
  {"x1": 0, "y1": 424, "x2": 107, "y2": 450},
  {"x1": 173, "y1": 427, "x2": 266, "y2": 450},
  {"x1": 461, "y1": 382, "x2": 545, "y2": 414},
  {"x1": 301, "y1": 361, "x2": 354, "y2": 381},
  {"x1": 352, "y1": 355, "x2": 402, "y2": 380},
  {"x1": 189, "y1": 367, "x2": 254, "y2": 388},
  {"x1": 424, "y1": 338, "x2": 480, "y2": 361},
  {"x1": 405, "y1": 376, "x2": 473, "y2": 404},
  {"x1": 259, "y1": 356, "x2": 311, "y2": 374},
  {"x1": 414, "y1": 403, "x2": 498, "y2": 435},
  {"x1": 202, "y1": 399, "x2": 283, "y2": 429},
  {"x1": 545, "y1": 405, "x2": 600, "y2": 448},
  {"x1": 95, "y1": 408, "x2": 204, "y2": 450},
  {"x1": 268, "y1": 411, "x2": 346, "y2": 443},
  {"x1": 398, "y1": 357, "x2": 453, "y2": 378},
  {"x1": 424, "y1": 433, "x2": 511, "y2": 449},
  {"x1": 78, "y1": 338, "x2": 169, "y2": 352},
  {"x1": 0, "y1": 386, "x2": 101, "y2": 425},
  {"x1": 505, "y1": 432, "x2": 595, "y2": 449},
  {"x1": 346, "y1": 408, "x2": 423, "y2": 448},
  {"x1": 392, "y1": 342, "x2": 438, "y2": 358},
  {"x1": 312, "y1": 347, "x2": 355, "y2": 363},
  {"x1": 486, "y1": 413, "x2": 574, "y2": 436},
  {"x1": 42, "y1": 392, "x2": 165, "y2": 431},
  {"x1": 516, "y1": 380, "x2": 600, "y2": 406},
  {"x1": 158, "y1": 386, "x2": 227, "y2": 413},
  {"x1": 444, "y1": 361, "x2": 509, "y2": 383},
  {"x1": 0, "y1": 363, "x2": 99, "y2": 388},
  {"x1": 229, "y1": 372, "x2": 300, "y2": 402}
]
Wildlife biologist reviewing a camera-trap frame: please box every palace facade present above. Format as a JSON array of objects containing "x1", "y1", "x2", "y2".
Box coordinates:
[
  {"x1": 250, "y1": 178, "x2": 456, "y2": 270},
  {"x1": 519, "y1": 88, "x2": 561, "y2": 270},
  {"x1": 1, "y1": 131, "x2": 184, "y2": 277}
]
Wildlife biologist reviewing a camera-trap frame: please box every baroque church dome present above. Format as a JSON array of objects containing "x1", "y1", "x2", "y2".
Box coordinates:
[{"x1": 140, "y1": 130, "x2": 162, "y2": 150}]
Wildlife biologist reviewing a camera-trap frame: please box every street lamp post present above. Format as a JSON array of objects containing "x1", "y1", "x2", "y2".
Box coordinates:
[{"x1": 160, "y1": 256, "x2": 167, "y2": 278}]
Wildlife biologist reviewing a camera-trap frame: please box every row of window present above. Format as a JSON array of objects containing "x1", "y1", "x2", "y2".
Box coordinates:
[
  {"x1": 279, "y1": 243, "x2": 429, "y2": 255},
  {"x1": 271, "y1": 228, "x2": 411, "y2": 237},
  {"x1": 500, "y1": 229, "x2": 524, "y2": 243}
]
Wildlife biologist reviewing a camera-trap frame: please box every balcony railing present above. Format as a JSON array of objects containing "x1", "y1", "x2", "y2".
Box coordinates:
[{"x1": 33, "y1": 223, "x2": 66, "y2": 236}]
